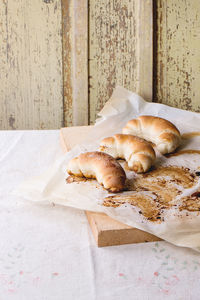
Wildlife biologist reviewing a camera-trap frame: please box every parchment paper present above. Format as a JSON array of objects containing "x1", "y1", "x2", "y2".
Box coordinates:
[{"x1": 15, "y1": 86, "x2": 200, "y2": 251}]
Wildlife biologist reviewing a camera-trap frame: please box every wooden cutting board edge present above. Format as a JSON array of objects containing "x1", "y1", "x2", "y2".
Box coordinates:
[{"x1": 60, "y1": 126, "x2": 161, "y2": 247}]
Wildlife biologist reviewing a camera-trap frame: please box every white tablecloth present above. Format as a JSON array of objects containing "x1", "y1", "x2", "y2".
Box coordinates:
[{"x1": 1, "y1": 130, "x2": 200, "y2": 300}]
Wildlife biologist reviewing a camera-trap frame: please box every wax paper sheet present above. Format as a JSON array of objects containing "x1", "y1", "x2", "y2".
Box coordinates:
[{"x1": 15, "y1": 86, "x2": 200, "y2": 251}]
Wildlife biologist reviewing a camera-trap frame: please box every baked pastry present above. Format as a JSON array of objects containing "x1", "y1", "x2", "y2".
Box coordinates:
[
  {"x1": 122, "y1": 116, "x2": 181, "y2": 154},
  {"x1": 99, "y1": 134, "x2": 155, "y2": 173},
  {"x1": 67, "y1": 151, "x2": 126, "y2": 192}
]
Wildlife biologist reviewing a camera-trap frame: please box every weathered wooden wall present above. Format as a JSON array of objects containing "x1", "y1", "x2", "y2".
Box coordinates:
[
  {"x1": 1, "y1": 0, "x2": 199, "y2": 130},
  {"x1": 0, "y1": 0, "x2": 63, "y2": 129},
  {"x1": 155, "y1": 0, "x2": 200, "y2": 112},
  {"x1": 89, "y1": 0, "x2": 152, "y2": 124}
]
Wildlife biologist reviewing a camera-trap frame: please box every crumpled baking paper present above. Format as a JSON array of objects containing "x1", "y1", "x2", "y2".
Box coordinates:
[{"x1": 15, "y1": 86, "x2": 200, "y2": 251}]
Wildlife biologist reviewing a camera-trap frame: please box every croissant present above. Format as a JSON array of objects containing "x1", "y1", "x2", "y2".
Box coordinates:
[
  {"x1": 99, "y1": 134, "x2": 155, "y2": 173},
  {"x1": 67, "y1": 151, "x2": 126, "y2": 192},
  {"x1": 122, "y1": 116, "x2": 181, "y2": 154}
]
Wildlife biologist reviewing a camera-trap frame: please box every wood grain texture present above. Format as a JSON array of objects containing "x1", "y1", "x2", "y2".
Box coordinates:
[
  {"x1": 89, "y1": 0, "x2": 153, "y2": 124},
  {"x1": 156, "y1": 0, "x2": 200, "y2": 112},
  {"x1": 0, "y1": 0, "x2": 63, "y2": 129},
  {"x1": 62, "y1": 0, "x2": 88, "y2": 127},
  {"x1": 86, "y1": 211, "x2": 161, "y2": 247},
  {"x1": 138, "y1": 0, "x2": 153, "y2": 102},
  {"x1": 62, "y1": 0, "x2": 73, "y2": 127}
]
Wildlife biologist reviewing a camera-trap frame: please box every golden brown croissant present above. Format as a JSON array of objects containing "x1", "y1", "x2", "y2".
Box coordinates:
[
  {"x1": 99, "y1": 134, "x2": 156, "y2": 173},
  {"x1": 67, "y1": 151, "x2": 126, "y2": 192},
  {"x1": 122, "y1": 116, "x2": 181, "y2": 154}
]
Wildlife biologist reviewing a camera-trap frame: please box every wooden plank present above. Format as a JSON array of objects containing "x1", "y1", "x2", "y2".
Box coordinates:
[
  {"x1": 138, "y1": 0, "x2": 153, "y2": 101},
  {"x1": 62, "y1": 0, "x2": 73, "y2": 127},
  {"x1": 62, "y1": 0, "x2": 88, "y2": 127},
  {"x1": 155, "y1": 0, "x2": 200, "y2": 112},
  {"x1": 89, "y1": 0, "x2": 153, "y2": 124},
  {"x1": 86, "y1": 212, "x2": 161, "y2": 247},
  {"x1": 60, "y1": 125, "x2": 93, "y2": 152},
  {"x1": 0, "y1": 0, "x2": 63, "y2": 129},
  {"x1": 60, "y1": 126, "x2": 161, "y2": 247}
]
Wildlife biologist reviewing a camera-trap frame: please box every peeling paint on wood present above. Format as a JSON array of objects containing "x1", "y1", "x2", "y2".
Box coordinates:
[
  {"x1": 156, "y1": 0, "x2": 200, "y2": 112},
  {"x1": 0, "y1": 0, "x2": 154, "y2": 129},
  {"x1": 0, "y1": 0, "x2": 63, "y2": 129},
  {"x1": 138, "y1": 0, "x2": 153, "y2": 102},
  {"x1": 89, "y1": 0, "x2": 153, "y2": 124},
  {"x1": 62, "y1": 0, "x2": 88, "y2": 127},
  {"x1": 62, "y1": 0, "x2": 73, "y2": 126}
]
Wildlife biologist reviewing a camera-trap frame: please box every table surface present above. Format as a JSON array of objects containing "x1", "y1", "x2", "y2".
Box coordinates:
[{"x1": 1, "y1": 130, "x2": 200, "y2": 300}]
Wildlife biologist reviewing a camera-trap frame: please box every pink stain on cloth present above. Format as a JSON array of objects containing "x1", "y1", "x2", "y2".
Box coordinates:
[
  {"x1": 172, "y1": 275, "x2": 179, "y2": 281},
  {"x1": 8, "y1": 289, "x2": 15, "y2": 293},
  {"x1": 162, "y1": 289, "x2": 169, "y2": 295}
]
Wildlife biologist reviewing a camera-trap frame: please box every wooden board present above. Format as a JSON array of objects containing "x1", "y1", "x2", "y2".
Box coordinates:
[
  {"x1": 155, "y1": 0, "x2": 200, "y2": 112},
  {"x1": 62, "y1": 0, "x2": 152, "y2": 126},
  {"x1": 60, "y1": 126, "x2": 161, "y2": 247},
  {"x1": 62, "y1": 0, "x2": 88, "y2": 127},
  {"x1": 0, "y1": 0, "x2": 63, "y2": 129},
  {"x1": 89, "y1": 0, "x2": 153, "y2": 124}
]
